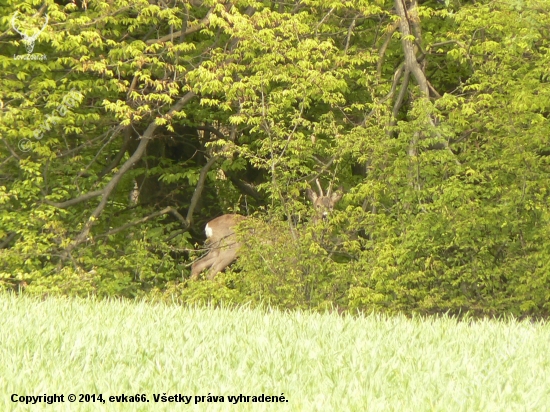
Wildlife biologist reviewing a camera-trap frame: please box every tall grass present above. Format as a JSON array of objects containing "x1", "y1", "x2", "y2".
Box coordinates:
[{"x1": 1, "y1": 293, "x2": 549, "y2": 411}]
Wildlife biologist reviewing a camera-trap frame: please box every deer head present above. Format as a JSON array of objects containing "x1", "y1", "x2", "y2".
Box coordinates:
[
  {"x1": 306, "y1": 179, "x2": 344, "y2": 222},
  {"x1": 190, "y1": 181, "x2": 343, "y2": 280}
]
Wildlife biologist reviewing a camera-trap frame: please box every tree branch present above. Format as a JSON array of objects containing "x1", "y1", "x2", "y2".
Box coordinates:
[
  {"x1": 377, "y1": 20, "x2": 400, "y2": 79},
  {"x1": 391, "y1": 67, "x2": 410, "y2": 126},
  {"x1": 225, "y1": 172, "x2": 263, "y2": 201},
  {"x1": 195, "y1": 125, "x2": 226, "y2": 140},
  {"x1": 0, "y1": 232, "x2": 16, "y2": 249},
  {"x1": 344, "y1": 14, "x2": 359, "y2": 53},
  {"x1": 46, "y1": 189, "x2": 105, "y2": 209},
  {"x1": 145, "y1": 9, "x2": 212, "y2": 45},
  {"x1": 185, "y1": 125, "x2": 241, "y2": 225},
  {"x1": 100, "y1": 206, "x2": 186, "y2": 238},
  {"x1": 2, "y1": 139, "x2": 21, "y2": 161},
  {"x1": 185, "y1": 153, "x2": 221, "y2": 225},
  {"x1": 60, "y1": 91, "x2": 196, "y2": 258},
  {"x1": 363, "y1": 62, "x2": 404, "y2": 125},
  {"x1": 315, "y1": 7, "x2": 335, "y2": 37},
  {"x1": 394, "y1": 0, "x2": 429, "y2": 97},
  {"x1": 79, "y1": 125, "x2": 125, "y2": 179},
  {"x1": 96, "y1": 127, "x2": 132, "y2": 180},
  {"x1": 56, "y1": 127, "x2": 119, "y2": 159}
]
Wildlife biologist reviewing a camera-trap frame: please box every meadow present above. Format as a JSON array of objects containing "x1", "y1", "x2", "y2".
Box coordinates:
[{"x1": 1, "y1": 294, "x2": 549, "y2": 411}]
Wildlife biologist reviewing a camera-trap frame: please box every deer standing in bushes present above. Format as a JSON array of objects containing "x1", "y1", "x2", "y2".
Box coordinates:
[{"x1": 190, "y1": 181, "x2": 343, "y2": 280}]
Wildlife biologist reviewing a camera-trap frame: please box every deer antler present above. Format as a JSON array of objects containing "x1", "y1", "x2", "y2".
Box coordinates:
[{"x1": 315, "y1": 178, "x2": 324, "y2": 197}]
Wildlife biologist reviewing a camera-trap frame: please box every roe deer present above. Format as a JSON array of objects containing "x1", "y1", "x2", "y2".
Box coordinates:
[
  {"x1": 190, "y1": 181, "x2": 343, "y2": 280},
  {"x1": 306, "y1": 180, "x2": 344, "y2": 223}
]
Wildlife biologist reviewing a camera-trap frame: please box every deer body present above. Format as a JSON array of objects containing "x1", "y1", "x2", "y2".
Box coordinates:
[
  {"x1": 190, "y1": 181, "x2": 343, "y2": 280},
  {"x1": 190, "y1": 214, "x2": 246, "y2": 280}
]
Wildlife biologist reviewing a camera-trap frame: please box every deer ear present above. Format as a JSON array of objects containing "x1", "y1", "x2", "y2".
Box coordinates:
[
  {"x1": 331, "y1": 187, "x2": 344, "y2": 203},
  {"x1": 306, "y1": 188, "x2": 318, "y2": 202}
]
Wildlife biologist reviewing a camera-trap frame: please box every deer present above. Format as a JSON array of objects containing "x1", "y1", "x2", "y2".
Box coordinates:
[{"x1": 190, "y1": 180, "x2": 343, "y2": 280}]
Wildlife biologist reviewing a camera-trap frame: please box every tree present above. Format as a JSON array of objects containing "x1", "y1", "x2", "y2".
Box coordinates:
[{"x1": 1, "y1": 0, "x2": 549, "y2": 317}]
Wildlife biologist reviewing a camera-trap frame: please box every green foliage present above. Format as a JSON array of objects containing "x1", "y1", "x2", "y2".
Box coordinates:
[
  {"x1": 1, "y1": 0, "x2": 550, "y2": 317},
  {"x1": 230, "y1": 218, "x2": 348, "y2": 310}
]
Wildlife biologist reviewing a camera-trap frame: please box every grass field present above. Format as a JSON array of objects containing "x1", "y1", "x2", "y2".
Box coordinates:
[{"x1": 0, "y1": 293, "x2": 549, "y2": 411}]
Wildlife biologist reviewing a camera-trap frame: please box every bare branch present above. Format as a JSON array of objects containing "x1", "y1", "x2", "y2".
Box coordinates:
[
  {"x1": 363, "y1": 62, "x2": 405, "y2": 125},
  {"x1": 185, "y1": 125, "x2": 240, "y2": 225},
  {"x1": 430, "y1": 40, "x2": 462, "y2": 48},
  {"x1": 0, "y1": 154, "x2": 15, "y2": 167},
  {"x1": 408, "y1": 2, "x2": 424, "y2": 54},
  {"x1": 344, "y1": 14, "x2": 359, "y2": 53},
  {"x1": 127, "y1": 75, "x2": 139, "y2": 100},
  {"x1": 60, "y1": 92, "x2": 196, "y2": 258},
  {"x1": 391, "y1": 67, "x2": 410, "y2": 125},
  {"x1": 146, "y1": 9, "x2": 212, "y2": 45},
  {"x1": 96, "y1": 127, "x2": 132, "y2": 180},
  {"x1": 2, "y1": 139, "x2": 21, "y2": 161},
  {"x1": 46, "y1": 189, "x2": 105, "y2": 209},
  {"x1": 56, "y1": 127, "x2": 119, "y2": 159},
  {"x1": 165, "y1": 228, "x2": 187, "y2": 243},
  {"x1": 427, "y1": 80, "x2": 442, "y2": 99},
  {"x1": 315, "y1": 7, "x2": 335, "y2": 37},
  {"x1": 0, "y1": 232, "x2": 16, "y2": 249},
  {"x1": 185, "y1": 153, "x2": 221, "y2": 225},
  {"x1": 394, "y1": 0, "x2": 429, "y2": 97},
  {"x1": 80, "y1": 125, "x2": 125, "y2": 179},
  {"x1": 305, "y1": 156, "x2": 336, "y2": 186},
  {"x1": 377, "y1": 21, "x2": 400, "y2": 79},
  {"x1": 196, "y1": 125, "x2": 226, "y2": 140},
  {"x1": 226, "y1": 172, "x2": 263, "y2": 201},
  {"x1": 100, "y1": 206, "x2": 186, "y2": 237}
]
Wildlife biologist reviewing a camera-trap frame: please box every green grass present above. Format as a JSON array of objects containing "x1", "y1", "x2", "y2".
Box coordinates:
[{"x1": 1, "y1": 294, "x2": 549, "y2": 411}]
